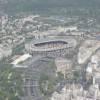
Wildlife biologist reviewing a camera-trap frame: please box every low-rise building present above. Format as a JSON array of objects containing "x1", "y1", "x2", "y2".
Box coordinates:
[{"x1": 55, "y1": 58, "x2": 72, "y2": 77}]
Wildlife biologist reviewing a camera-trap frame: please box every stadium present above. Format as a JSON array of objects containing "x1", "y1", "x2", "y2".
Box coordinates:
[{"x1": 25, "y1": 37, "x2": 77, "y2": 57}]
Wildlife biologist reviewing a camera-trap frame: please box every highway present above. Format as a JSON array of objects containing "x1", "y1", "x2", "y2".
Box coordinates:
[{"x1": 22, "y1": 56, "x2": 55, "y2": 100}]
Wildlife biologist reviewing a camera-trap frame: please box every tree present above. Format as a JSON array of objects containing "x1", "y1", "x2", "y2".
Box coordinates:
[
  {"x1": 0, "y1": 63, "x2": 23, "y2": 100},
  {"x1": 73, "y1": 70, "x2": 81, "y2": 81},
  {"x1": 39, "y1": 73, "x2": 56, "y2": 96}
]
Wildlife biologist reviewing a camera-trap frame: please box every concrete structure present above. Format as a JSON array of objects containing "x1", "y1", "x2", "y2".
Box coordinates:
[
  {"x1": 12, "y1": 55, "x2": 42, "y2": 68},
  {"x1": 55, "y1": 58, "x2": 72, "y2": 78},
  {"x1": 25, "y1": 37, "x2": 77, "y2": 57},
  {"x1": 11, "y1": 54, "x2": 32, "y2": 65},
  {"x1": 78, "y1": 40, "x2": 100, "y2": 64},
  {"x1": 56, "y1": 26, "x2": 78, "y2": 33}
]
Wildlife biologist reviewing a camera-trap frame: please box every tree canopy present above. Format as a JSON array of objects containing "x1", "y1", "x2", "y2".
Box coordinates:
[{"x1": 0, "y1": 63, "x2": 23, "y2": 100}]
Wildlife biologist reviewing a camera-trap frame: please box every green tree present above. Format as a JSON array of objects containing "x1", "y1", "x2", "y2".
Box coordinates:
[
  {"x1": 39, "y1": 73, "x2": 56, "y2": 96},
  {"x1": 73, "y1": 70, "x2": 80, "y2": 81},
  {"x1": 0, "y1": 63, "x2": 23, "y2": 100}
]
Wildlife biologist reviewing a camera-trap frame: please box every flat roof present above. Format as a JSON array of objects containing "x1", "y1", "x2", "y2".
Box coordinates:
[{"x1": 11, "y1": 54, "x2": 32, "y2": 65}]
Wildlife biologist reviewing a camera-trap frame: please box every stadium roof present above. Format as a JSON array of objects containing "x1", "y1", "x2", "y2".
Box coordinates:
[{"x1": 30, "y1": 37, "x2": 76, "y2": 45}]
